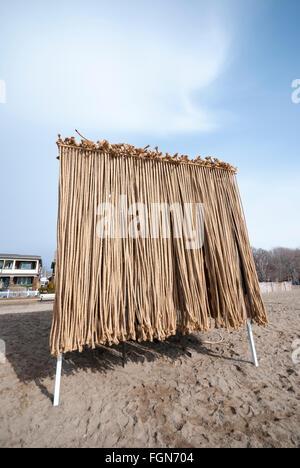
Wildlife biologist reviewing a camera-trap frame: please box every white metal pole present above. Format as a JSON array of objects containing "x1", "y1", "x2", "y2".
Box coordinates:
[
  {"x1": 247, "y1": 318, "x2": 259, "y2": 367},
  {"x1": 53, "y1": 353, "x2": 63, "y2": 407}
]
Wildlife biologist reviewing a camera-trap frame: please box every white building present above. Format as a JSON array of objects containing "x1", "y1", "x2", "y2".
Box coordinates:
[{"x1": 0, "y1": 254, "x2": 42, "y2": 289}]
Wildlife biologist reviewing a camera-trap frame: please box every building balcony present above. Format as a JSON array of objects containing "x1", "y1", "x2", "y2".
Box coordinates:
[
  {"x1": 0, "y1": 255, "x2": 42, "y2": 279},
  {"x1": 0, "y1": 268, "x2": 39, "y2": 276}
]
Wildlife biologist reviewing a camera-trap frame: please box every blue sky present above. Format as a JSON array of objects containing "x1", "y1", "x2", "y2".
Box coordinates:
[{"x1": 0, "y1": 0, "x2": 299, "y2": 268}]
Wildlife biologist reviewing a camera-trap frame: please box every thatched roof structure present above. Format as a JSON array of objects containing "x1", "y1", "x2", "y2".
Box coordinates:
[{"x1": 50, "y1": 135, "x2": 268, "y2": 356}]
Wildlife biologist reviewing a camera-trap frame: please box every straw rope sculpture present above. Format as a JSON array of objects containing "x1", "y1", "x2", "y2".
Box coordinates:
[{"x1": 50, "y1": 134, "x2": 268, "y2": 356}]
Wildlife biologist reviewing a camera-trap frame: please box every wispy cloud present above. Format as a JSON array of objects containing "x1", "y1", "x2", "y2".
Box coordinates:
[{"x1": 5, "y1": 1, "x2": 231, "y2": 135}]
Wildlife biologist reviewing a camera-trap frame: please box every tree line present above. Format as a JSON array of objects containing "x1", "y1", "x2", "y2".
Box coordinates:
[{"x1": 252, "y1": 247, "x2": 300, "y2": 283}]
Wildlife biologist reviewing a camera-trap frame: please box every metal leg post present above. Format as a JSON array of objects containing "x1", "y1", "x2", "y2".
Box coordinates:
[
  {"x1": 247, "y1": 319, "x2": 259, "y2": 367},
  {"x1": 53, "y1": 353, "x2": 63, "y2": 407}
]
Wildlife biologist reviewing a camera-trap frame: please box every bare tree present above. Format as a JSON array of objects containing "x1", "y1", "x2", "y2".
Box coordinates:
[
  {"x1": 252, "y1": 247, "x2": 300, "y2": 282},
  {"x1": 252, "y1": 248, "x2": 270, "y2": 282}
]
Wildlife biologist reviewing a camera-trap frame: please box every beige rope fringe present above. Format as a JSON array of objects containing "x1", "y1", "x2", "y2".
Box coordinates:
[{"x1": 50, "y1": 135, "x2": 268, "y2": 356}]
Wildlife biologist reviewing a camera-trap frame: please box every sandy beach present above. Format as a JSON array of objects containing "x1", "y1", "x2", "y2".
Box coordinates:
[{"x1": 0, "y1": 289, "x2": 299, "y2": 448}]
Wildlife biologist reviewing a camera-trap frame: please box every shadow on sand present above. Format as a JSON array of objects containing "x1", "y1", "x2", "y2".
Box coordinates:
[{"x1": 0, "y1": 308, "x2": 251, "y2": 402}]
